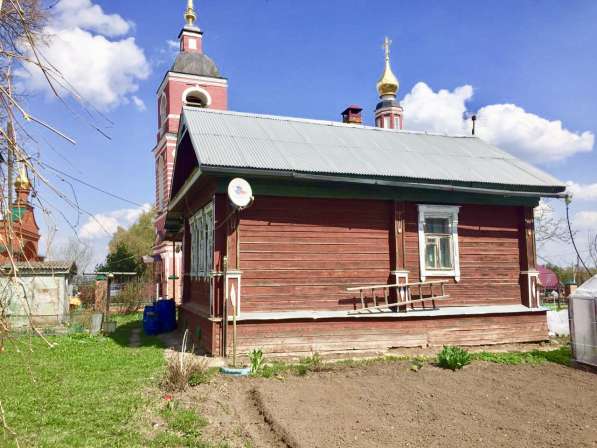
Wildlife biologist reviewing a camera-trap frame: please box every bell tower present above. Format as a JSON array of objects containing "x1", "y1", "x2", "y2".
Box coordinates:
[
  {"x1": 0, "y1": 164, "x2": 42, "y2": 262},
  {"x1": 152, "y1": 0, "x2": 228, "y2": 300},
  {"x1": 375, "y1": 37, "x2": 404, "y2": 130}
]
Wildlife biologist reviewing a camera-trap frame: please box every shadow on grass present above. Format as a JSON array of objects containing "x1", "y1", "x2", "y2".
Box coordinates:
[{"x1": 106, "y1": 313, "x2": 167, "y2": 350}]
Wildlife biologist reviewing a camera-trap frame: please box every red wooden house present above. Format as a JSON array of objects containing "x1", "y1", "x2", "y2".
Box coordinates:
[{"x1": 165, "y1": 106, "x2": 566, "y2": 357}]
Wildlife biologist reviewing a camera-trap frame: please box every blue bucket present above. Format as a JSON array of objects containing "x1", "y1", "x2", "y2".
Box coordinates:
[
  {"x1": 156, "y1": 299, "x2": 177, "y2": 333},
  {"x1": 143, "y1": 305, "x2": 160, "y2": 335}
]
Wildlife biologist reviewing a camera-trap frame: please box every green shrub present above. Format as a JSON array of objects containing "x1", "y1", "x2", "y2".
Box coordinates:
[
  {"x1": 437, "y1": 346, "x2": 471, "y2": 370},
  {"x1": 248, "y1": 348, "x2": 264, "y2": 374}
]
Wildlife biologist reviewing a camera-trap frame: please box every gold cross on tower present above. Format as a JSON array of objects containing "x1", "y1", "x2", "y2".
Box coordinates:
[
  {"x1": 185, "y1": 0, "x2": 196, "y2": 26},
  {"x1": 383, "y1": 37, "x2": 392, "y2": 61}
]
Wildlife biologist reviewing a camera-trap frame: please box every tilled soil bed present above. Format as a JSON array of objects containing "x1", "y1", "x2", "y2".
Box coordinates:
[{"x1": 185, "y1": 361, "x2": 597, "y2": 448}]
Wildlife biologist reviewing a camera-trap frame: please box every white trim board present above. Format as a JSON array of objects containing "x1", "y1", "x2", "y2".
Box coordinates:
[
  {"x1": 417, "y1": 204, "x2": 461, "y2": 282},
  {"x1": 227, "y1": 304, "x2": 546, "y2": 322}
]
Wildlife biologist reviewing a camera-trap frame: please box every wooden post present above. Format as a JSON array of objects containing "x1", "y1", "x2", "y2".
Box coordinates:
[
  {"x1": 104, "y1": 273, "x2": 113, "y2": 334},
  {"x1": 520, "y1": 206, "x2": 539, "y2": 308},
  {"x1": 171, "y1": 240, "x2": 176, "y2": 302}
]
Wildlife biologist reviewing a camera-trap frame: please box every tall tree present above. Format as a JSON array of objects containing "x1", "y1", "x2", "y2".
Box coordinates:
[
  {"x1": 108, "y1": 208, "x2": 155, "y2": 260},
  {"x1": 96, "y1": 242, "x2": 141, "y2": 274},
  {"x1": 54, "y1": 237, "x2": 93, "y2": 274}
]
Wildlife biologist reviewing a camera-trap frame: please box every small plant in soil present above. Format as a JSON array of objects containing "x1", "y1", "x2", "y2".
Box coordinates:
[
  {"x1": 248, "y1": 348, "x2": 265, "y2": 374},
  {"x1": 294, "y1": 353, "x2": 327, "y2": 375},
  {"x1": 410, "y1": 356, "x2": 426, "y2": 372},
  {"x1": 437, "y1": 346, "x2": 471, "y2": 370},
  {"x1": 162, "y1": 330, "x2": 208, "y2": 391}
]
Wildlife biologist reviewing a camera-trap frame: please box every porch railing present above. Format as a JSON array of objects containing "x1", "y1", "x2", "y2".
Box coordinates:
[{"x1": 346, "y1": 280, "x2": 450, "y2": 314}]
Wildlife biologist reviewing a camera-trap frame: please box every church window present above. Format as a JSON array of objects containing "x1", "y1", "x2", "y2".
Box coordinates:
[
  {"x1": 157, "y1": 155, "x2": 165, "y2": 210},
  {"x1": 182, "y1": 86, "x2": 212, "y2": 108},
  {"x1": 159, "y1": 94, "x2": 167, "y2": 123},
  {"x1": 190, "y1": 202, "x2": 214, "y2": 278},
  {"x1": 394, "y1": 116, "x2": 401, "y2": 129},
  {"x1": 383, "y1": 116, "x2": 391, "y2": 128}
]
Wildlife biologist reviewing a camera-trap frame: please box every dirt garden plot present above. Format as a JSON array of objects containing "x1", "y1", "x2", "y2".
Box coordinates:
[{"x1": 184, "y1": 361, "x2": 597, "y2": 448}]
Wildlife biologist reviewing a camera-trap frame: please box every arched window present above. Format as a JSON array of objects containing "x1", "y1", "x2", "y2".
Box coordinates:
[
  {"x1": 157, "y1": 155, "x2": 165, "y2": 210},
  {"x1": 159, "y1": 94, "x2": 167, "y2": 123},
  {"x1": 182, "y1": 86, "x2": 212, "y2": 108}
]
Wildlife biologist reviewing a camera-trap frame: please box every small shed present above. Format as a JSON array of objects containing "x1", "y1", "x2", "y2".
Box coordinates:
[
  {"x1": 2, "y1": 261, "x2": 77, "y2": 329},
  {"x1": 569, "y1": 276, "x2": 597, "y2": 368}
]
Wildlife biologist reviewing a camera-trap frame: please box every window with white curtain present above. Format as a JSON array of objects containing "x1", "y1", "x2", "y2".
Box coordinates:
[
  {"x1": 189, "y1": 203, "x2": 213, "y2": 278},
  {"x1": 417, "y1": 205, "x2": 461, "y2": 282}
]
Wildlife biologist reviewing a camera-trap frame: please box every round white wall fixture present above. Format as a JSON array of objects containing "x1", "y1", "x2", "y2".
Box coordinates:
[{"x1": 227, "y1": 178, "x2": 253, "y2": 208}]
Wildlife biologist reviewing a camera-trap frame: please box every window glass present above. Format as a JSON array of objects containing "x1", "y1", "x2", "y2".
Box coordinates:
[
  {"x1": 424, "y1": 217, "x2": 449, "y2": 234},
  {"x1": 424, "y1": 217, "x2": 453, "y2": 270},
  {"x1": 190, "y1": 203, "x2": 214, "y2": 278}
]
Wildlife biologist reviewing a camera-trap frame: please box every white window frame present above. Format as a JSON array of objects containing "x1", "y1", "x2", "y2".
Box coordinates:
[
  {"x1": 159, "y1": 93, "x2": 167, "y2": 123},
  {"x1": 189, "y1": 202, "x2": 214, "y2": 278},
  {"x1": 417, "y1": 204, "x2": 461, "y2": 282},
  {"x1": 181, "y1": 86, "x2": 212, "y2": 108},
  {"x1": 383, "y1": 115, "x2": 391, "y2": 128}
]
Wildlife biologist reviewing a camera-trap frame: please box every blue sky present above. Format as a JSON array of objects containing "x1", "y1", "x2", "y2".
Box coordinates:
[{"x1": 18, "y1": 0, "x2": 597, "y2": 268}]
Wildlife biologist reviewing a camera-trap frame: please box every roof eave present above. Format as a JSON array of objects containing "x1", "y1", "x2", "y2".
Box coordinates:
[{"x1": 200, "y1": 165, "x2": 568, "y2": 199}]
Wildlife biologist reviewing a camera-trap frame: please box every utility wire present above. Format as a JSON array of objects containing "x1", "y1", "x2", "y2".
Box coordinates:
[
  {"x1": 39, "y1": 161, "x2": 145, "y2": 207},
  {"x1": 565, "y1": 197, "x2": 592, "y2": 277}
]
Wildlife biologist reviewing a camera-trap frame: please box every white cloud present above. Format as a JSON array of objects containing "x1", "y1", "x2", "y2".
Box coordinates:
[
  {"x1": 401, "y1": 82, "x2": 594, "y2": 163},
  {"x1": 566, "y1": 181, "x2": 597, "y2": 201},
  {"x1": 53, "y1": 0, "x2": 131, "y2": 37},
  {"x1": 402, "y1": 82, "x2": 471, "y2": 135},
  {"x1": 79, "y1": 204, "x2": 151, "y2": 240},
  {"x1": 167, "y1": 40, "x2": 180, "y2": 50},
  {"x1": 132, "y1": 95, "x2": 146, "y2": 111},
  {"x1": 18, "y1": 0, "x2": 150, "y2": 110},
  {"x1": 574, "y1": 211, "x2": 597, "y2": 230},
  {"x1": 476, "y1": 104, "x2": 594, "y2": 163}
]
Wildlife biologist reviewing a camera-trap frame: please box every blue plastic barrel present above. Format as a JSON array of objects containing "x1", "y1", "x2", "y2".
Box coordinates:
[
  {"x1": 143, "y1": 305, "x2": 160, "y2": 335},
  {"x1": 156, "y1": 299, "x2": 177, "y2": 333}
]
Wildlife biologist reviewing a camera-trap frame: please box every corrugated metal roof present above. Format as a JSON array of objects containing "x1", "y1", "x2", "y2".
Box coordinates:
[
  {"x1": 181, "y1": 107, "x2": 566, "y2": 191},
  {"x1": 0, "y1": 261, "x2": 77, "y2": 274},
  {"x1": 538, "y1": 265, "x2": 560, "y2": 289}
]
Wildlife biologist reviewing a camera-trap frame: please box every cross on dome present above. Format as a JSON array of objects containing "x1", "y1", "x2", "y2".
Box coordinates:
[
  {"x1": 376, "y1": 36, "x2": 400, "y2": 99},
  {"x1": 185, "y1": 0, "x2": 197, "y2": 27}
]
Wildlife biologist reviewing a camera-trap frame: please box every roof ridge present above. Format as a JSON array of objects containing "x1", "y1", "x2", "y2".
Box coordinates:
[{"x1": 182, "y1": 106, "x2": 477, "y2": 139}]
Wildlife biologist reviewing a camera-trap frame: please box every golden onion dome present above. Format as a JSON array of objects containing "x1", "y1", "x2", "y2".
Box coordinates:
[
  {"x1": 15, "y1": 164, "x2": 30, "y2": 190},
  {"x1": 376, "y1": 37, "x2": 399, "y2": 98}
]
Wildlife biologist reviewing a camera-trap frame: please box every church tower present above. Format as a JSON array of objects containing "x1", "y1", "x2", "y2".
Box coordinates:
[
  {"x1": 0, "y1": 164, "x2": 42, "y2": 262},
  {"x1": 153, "y1": 0, "x2": 228, "y2": 299},
  {"x1": 375, "y1": 37, "x2": 403, "y2": 130}
]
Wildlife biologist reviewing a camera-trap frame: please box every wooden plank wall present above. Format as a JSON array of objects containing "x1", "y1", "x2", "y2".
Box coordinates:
[
  {"x1": 228, "y1": 312, "x2": 548, "y2": 356},
  {"x1": 239, "y1": 196, "x2": 392, "y2": 312},
  {"x1": 404, "y1": 203, "x2": 522, "y2": 307},
  {"x1": 235, "y1": 197, "x2": 525, "y2": 312}
]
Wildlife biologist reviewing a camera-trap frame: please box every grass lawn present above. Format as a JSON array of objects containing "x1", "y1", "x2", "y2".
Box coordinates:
[
  {"x1": 0, "y1": 314, "x2": 573, "y2": 448},
  {"x1": 0, "y1": 315, "x2": 218, "y2": 448}
]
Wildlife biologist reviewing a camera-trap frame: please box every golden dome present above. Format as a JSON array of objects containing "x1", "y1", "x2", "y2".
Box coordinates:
[
  {"x1": 15, "y1": 164, "x2": 30, "y2": 190},
  {"x1": 376, "y1": 37, "x2": 399, "y2": 98}
]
